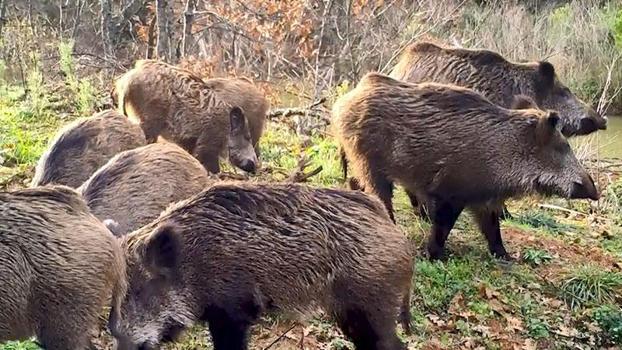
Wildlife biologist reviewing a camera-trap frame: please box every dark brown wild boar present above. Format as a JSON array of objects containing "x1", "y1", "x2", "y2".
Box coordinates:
[
  {"x1": 390, "y1": 41, "x2": 607, "y2": 136},
  {"x1": 333, "y1": 73, "x2": 599, "y2": 260},
  {"x1": 0, "y1": 186, "x2": 126, "y2": 350},
  {"x1": 109, "y1": 182, "x2": 413, "y2": 350},
  {"x1": 339, "y1": 42, "x2": 606, "y2": 219},
  {"x1": 112, "y1": 60, "x2": 258, "y2": 174},
  {"x1": 31, "y1": 109, "x2": 147, "y2": 188},
  {"x1": 78, "y1": 142, "x2": 213, "y2": 236},
  {"x1": 204, "y1": 77, "x2": 270, "y2": 157}
]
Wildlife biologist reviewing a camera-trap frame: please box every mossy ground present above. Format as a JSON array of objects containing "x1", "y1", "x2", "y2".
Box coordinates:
[{"x1": 0, "y1": 85, "x2": 620, "y2": 350}]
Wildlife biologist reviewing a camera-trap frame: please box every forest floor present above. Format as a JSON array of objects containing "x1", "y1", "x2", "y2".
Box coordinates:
[{"x1": 0, "y1": 84, "x2": 621, "y2": 350}]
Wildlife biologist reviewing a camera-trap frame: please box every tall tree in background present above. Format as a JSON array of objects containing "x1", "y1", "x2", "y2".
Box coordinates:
[
  {"x1": 0, "y1": 0, "x2": 8, "y2": 38},
  {"x1": 181, "y1": 0, "x2": 196, "y2": 59},
  {"x1": 156, "y1": 0, "x2": 172, "y2": 61},
  {"x1": 100, "y1": 0, "x2": 113, "y2": 56}
]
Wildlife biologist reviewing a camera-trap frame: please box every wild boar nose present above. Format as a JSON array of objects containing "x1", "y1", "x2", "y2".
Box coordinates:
[
  {"x1": 239, "y1": 160, "x2": 256, "y2": 173},
  {"x1": 579, "y1": 117, "x2": 598, "y2": 134},
  {"x1": 113, "y1": 339, "x2": 139, "y2": 350},
  {"x1": 589, "y1": 108, "x2": 607, "y2": 130},
  {"x1": 570, "y1": 174, "x2": 599, "y2": 201},
  {"x1": 137, "y1": 342, "x2": 155, "y2": 350}
]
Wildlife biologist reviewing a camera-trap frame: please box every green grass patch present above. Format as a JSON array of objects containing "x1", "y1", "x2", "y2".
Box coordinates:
[
  {"x1": 512, "y1": 210, "x2": 577, "y2": 235},
  {"x1": 522, "y1": 248, "x2": 554, "y2": 267},
  {"x1": 0, "y1": 340, "x2": 41, "y2": 350},
  {"x1": 559, "y1": 265, "x2": 622, "y2": 310},
  {"x1": 414, "y1": 257, "x2": 481, "y2": 311}
]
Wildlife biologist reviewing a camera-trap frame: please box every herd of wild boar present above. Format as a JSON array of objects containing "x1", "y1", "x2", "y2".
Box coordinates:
[{"x1": 0, "y1": 42, "x2": 606, "y2": 350}]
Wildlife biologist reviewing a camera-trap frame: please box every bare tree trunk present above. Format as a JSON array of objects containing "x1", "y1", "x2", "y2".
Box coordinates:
[
  {"x1": 156, "y1": 0, "x2": 172, "y2": 61},
  {"x1": 146, "y1": 15, "x2": 157, "y2": 59},
  {"x1": 101, "y1": 0, "x2": 113, "y2": 57},
  {"x1": 58, "y1": 0, "x2": 64, "y2": 39},
  {"x1": 0, "y1": 0, "x2": 7, "y2": 38},
  {"x1": 181, "y1": 0, "x2": 196, "y2": 58},
  {"x1": 71, "y1": 0, "x2": 85, "y2": 40}
]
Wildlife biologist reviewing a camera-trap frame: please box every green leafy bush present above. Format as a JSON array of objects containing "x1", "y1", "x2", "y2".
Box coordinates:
[{"x1": 593, "y1": 305, "x2": 622, "y2": 344}]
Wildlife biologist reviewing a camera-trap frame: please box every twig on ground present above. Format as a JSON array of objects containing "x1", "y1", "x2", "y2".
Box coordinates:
[
  {"x1": 538, "y1": 203, "x2": 587, "y2": 216},
  {"x1": 262, "y1": 323, "x2": 298, "y2": 350},
  {"x1": 288, "y1": 155, "x2": 323, "y2": 183},
  {"x1": 216, "y1": 172, "x2": 249, "y2": 181},
  {"x1": 267, "y1": 97, "x2": 329, "y2": 121}
]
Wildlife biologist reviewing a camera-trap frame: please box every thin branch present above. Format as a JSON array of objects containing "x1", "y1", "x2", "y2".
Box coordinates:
[
  {"x1": 288, "y1": 156, "x2": 323, "y2": 183},
  {"x1": 262, "y1": 324, "x2": 298, "y2": 350},
  {"x1": 379, "y1": 0, "x2": 468, "y2": 73},
  {"x1": 267, "y1": 97, "x2": 328, "y2": 121},
  {"x1": 313, "y1": 0, "x2": 335, "y2": 100}
]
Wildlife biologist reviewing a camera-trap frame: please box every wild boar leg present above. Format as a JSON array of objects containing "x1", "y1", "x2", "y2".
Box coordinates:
[
  {"x1": 194, "y1": 140, "x2": 221, "y2": 174},
  {"x1": 427, "y1": 199, "x2": 464, "y2": 260},
  {"x1": 406, "y1": 190, "x2": 430, "y2": 221},
  {"x1": 253, "y1": 142, "x2": 261, "y2": 159},
  {"x1": 365, "y1": 173, "x2": 395, "y2": 222},
  {"x1": 472, "y1": 206, "x2": 510, "y2": 260},
  {"x1": 499, "y1": 204, "x2": 513, "y2": 221},
  {"x1": 138, "y1": 119, "x2": 161, "y2": 144},
  {"x1": 205, "y1": 304, "x2": 255, "y2": 350},
  {"x1": 334, "y1": 308, "x2": 405, "y2": 350},
  {"x1": 38, "y1": 322, "x2": 92, "y2": 350}
]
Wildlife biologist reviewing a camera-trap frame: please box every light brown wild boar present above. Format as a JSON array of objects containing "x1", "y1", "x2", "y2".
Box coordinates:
[
  {"x1": 390, "y1": 41, "x2": 607, "y2": 136},
  {"x1": 333, "y1": 73, "x2": 599, "y2": 260},
  {"x1": 78, "y1": 142, "x2": 213, "y2": 236},
  {"x1": 31, "y1": 109, "x2": 147, "y2": 188},
  {"x1": 112, "y1": 60, "x2": 258, "y2": 174},
  {"x1": 204, "y1": 77, "x2": 270, "y2": 157},
  {"x1": 0, "y1": 186, "x2": 126, "y2": 350},
  {"x1": 109, "y1": 182, "x2": 413, "y2": 350}
]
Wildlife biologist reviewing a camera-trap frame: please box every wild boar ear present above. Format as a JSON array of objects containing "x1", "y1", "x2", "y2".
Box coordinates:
[
  {"x1": 511, "y1": 95, "x2": 538, "y2": 110},
  {"x1": 144, "y1": 224, "x2": 181, "y2": 279},
  {"x1": 229, "y1": 106, "x2": 246, "y2": 134},
  {"x1": 538, "y1": 61, "x2": 555, "y2": 85},
  {"x1": 536, "y1": 111, "x2": 560, "y2": 145}
]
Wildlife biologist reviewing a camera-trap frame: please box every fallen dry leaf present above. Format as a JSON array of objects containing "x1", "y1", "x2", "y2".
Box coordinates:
[
  {"x1": 521, "y1": 339, "x2": 537, "y2": 350},
  {"x1": 553, "y1": 324, "x2": 579, "y2": 338}
]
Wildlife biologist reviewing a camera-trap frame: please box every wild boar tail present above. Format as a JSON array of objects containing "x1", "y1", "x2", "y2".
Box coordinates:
[
  {"x1": 339, "y1": 146, "x2": 349, "y2": 182},
  {"x1": 399, "y1": 287, "x2": 412, "y2": 335},
  {"x1": 399, "y1": 245, "x2": 416, "y2": 335},
  {"x1": 110, "y1": 244, "x2": 128, "y2": 322}
]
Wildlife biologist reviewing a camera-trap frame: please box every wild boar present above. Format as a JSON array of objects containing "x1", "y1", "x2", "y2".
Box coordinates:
[
  {"x1": 339, "y1": 42, "x2": 606, "y2": 220},
  {"x1": 112, "y1": 60, "x2": 258, "y2": 174},
  {"x1": 31, "y1": 109, "x2": 147, "y2": 188},
  {"x1": 109, "y1": 182, "x2": 413, "y2": 350},
  {"x1": 78, "y1": 142, "x2": 213, "y2": 236},
  {"x1": 204, "y1": 77, "x2": 270, "y2": 157},
  {"x1": 390, "y1": 41, "x2": 607, "y2": 136},
  {"x1": 0, "y1": 186, "x2": 126, "y2": 349},
  {"x1": 333, "y1": 73, "x2": 599, "y2": 260}
]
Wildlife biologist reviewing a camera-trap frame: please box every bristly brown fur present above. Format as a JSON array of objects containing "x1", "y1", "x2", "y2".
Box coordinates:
[
  {"x1": 31, "y1": 109, "x2": 147, "y2": 188},
  {"x1": 113, "y1": 182, "x2": 413, "y2": 350},
  {"x1": 204, "y1": 77, "x2": 270, "y2": 155},
  {"x1": 0, "y1": 186, "x2": 126, "y2": 349},
  {"x1": 112, "y1": 60, "x2": 258, "y2": 174},
  {"x1": 78, "y1": 142, "x2": 214, "y2": 236},
  {"x1": 390, "y1": 41, "x2": 606, "y2": 137},
  {"x1": 333, "y1": 72, "x2": 597, "y2": 260}
]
